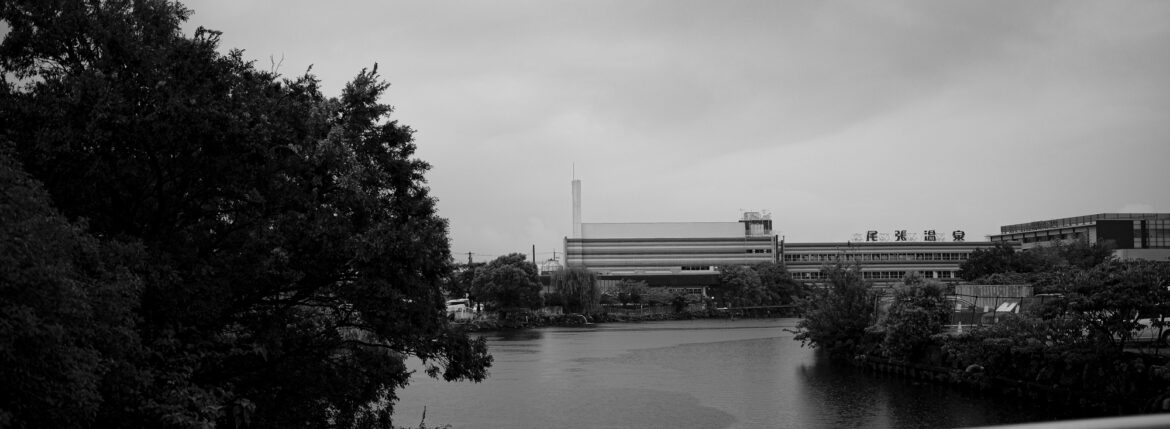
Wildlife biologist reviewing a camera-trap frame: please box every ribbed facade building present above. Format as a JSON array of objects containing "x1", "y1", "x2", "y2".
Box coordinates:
[
  {"x1": 782, "y1": 241, "x2": 998, "y2": 283},
  {"x1": 565, "y1": 217, "x2": 778, "y2": 275},
  {"x1": 989, "y1": 213, "x2": 1170, "y2": 261}
]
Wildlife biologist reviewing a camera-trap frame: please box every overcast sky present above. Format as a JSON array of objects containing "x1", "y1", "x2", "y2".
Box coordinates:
[{"x1": 175, "y1": 1, "x2": 1170, "y2": 262}]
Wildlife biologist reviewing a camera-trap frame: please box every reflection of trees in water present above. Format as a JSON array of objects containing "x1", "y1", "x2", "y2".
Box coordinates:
[
  {"x1": 796, "y1": 358, "x2": 887, "y2": 428},
  {"x1": 491, "y1": 330, "x2": 544, "y2": 342},
  {"x1": 796, "y1": 356, "x2": 1051, "y2": 428}
]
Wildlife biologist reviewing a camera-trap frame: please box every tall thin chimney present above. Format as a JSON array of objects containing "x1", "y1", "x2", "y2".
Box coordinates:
[{"x1": 572, "y1": 179, "x2": 581, "y2": 238}]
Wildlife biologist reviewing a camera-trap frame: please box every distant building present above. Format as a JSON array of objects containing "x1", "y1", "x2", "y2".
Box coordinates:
[
  {"x1": 783, "y1": 241, "x2": 999, "y2": 283},
  {"x1": 563, "y1": 180, "x2": 996, "y2": 287},
  {"x1": 564, "y1": 212, "x2": 777, "y2": 294},
  {"x1": 989, "y1": 213, "x2": 1170, "y2": 261}
]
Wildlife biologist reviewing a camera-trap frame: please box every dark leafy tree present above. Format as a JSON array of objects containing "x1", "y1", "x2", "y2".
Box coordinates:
[
  {"x1": 1, "y1": 1, "x2": 490, "y2": 427},
  {"x1": 879, "y1": 274, "x2": 951, "y2": 361},
  {"x1": 0, "y1": 153, "x2": 143, "y2": 429},
  {"x1": 1032, "y1": 239, "x2": 1116, "y2": 270},
  {"x1": 716, "y1": 265, "x2": 765, "y2": 307},
  {"x1": 754, "y1": 261, "x2": 806, "y2": 305},
  {"x1": 551, "y1": 267, "x2": 601, "y2": 314},
  {"x1": 958, "y1": 242, "x2": 1026, "y2": 280},
  {"x1": 447, "y1": 262, "x2": 484, "y2": 300},
  {"x1": 471, "y1": 253, "x2": 543, "y2": 316},
  {"x1": 794, "y1": 262, "x2": 877, "y2": 358},
  {"x1": 642, "y1": 287, "x2": 680, "y2": 306},
  {"x1": 614, "y1": 279, "x2": 648, "y2": 307},
  {"x1": 960, "y1": 240, "x2": 1117, "y2": 282},
  {"x1": 1049, "y1": 260, "x2": 1170, "y2": 350}
]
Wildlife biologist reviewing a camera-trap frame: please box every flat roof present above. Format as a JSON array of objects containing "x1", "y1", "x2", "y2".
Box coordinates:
[{"x1": 997, "y1": 213, "x2": 1170, "y2": 235}]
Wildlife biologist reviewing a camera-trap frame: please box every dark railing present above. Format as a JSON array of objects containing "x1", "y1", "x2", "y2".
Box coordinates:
[{"x1": 964, "y1": 414, "x2": 1170, "y2": 429}]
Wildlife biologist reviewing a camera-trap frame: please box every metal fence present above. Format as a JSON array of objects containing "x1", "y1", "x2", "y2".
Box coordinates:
[{"x1": 944, "y1": 293, "x2": 1064, "y2": 327}]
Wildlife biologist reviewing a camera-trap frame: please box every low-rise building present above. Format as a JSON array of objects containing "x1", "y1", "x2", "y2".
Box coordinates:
[{"x1": 989, "y1": 213, "x2": 1170, "y2": 261}]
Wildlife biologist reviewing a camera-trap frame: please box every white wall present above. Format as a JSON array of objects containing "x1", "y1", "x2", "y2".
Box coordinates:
[
  {"x1": 581, "y1": 222, "x2": 744, "y2": 239},
  {"x1": 1114, "y1": 249, "x2": 1170, "y2": 262}
]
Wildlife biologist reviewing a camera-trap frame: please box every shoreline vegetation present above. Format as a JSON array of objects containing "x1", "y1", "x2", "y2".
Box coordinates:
[
  {"x1": 794, "y1": 254, "x2": 1170, "y2": 418},
  {"x1": 452, "y1": 306, "x2": 799, "y2": 332}
]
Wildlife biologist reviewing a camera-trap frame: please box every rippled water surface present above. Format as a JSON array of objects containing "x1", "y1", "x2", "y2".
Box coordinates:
[{"x1": 395, "y1": 318, "x2": 1055, "y2": 428}]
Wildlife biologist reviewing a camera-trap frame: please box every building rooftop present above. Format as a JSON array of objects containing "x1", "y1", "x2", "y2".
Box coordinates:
[{"x1": 998, "y1": 213, "x2": 1170, "y2": 235}]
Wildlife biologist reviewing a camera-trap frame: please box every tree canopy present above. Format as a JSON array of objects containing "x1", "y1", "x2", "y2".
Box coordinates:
[
  {"x1": 710, "y1": 262, "x2": 804, "y2": 307},
  {"x1": 794, "y1": 262, "x2": 877, "y2": 358},
  {"x1": 613, "y1": 279, "x2": 648, "y2": 307},
  {"x1": 878, "y1": 274, "x2": 951, "y2": 361},
  {"x1": 551, "y1": 267, "x2": 601, "y2": 314},
  {"x1": 0, "y1": 1, "x2": 490, "y2": 427},
  {"x1": 959, "y1": 240, "x2": 1116, "y2": 282},
  {"x1": 716, "y1": 265, "x2": 764, "y2": 307},
  {"x1": 1048, "y1": 260, "x2": 1170, "y2": 350},
  {"x1": 446, "y1": 262, "x2": 484, "y2": 300},
  {"x1": 471, "y1": 253, "x2": 543, "y2": 314}
]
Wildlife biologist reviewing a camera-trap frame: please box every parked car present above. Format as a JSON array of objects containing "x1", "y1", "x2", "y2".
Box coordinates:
[{"x1": 1132, "y1": 315, "x2": 1170, "y2": 344}]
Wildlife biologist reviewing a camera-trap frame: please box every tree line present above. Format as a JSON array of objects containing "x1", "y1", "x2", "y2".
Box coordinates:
[
  {"x1": 796, "y1": 244, "x2": 1170, "y2": 414},
  {"x1": 446, "y1": 254, "x2": 810, "y2": 317}
]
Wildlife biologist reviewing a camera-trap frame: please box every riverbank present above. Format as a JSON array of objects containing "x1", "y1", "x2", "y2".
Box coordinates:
[
  {"x1": 453, "y1": 307, "x2": 798, "y2": 332},
  {"x1": 845, "y1": 330, "x2": 1170, "y2": 417}
]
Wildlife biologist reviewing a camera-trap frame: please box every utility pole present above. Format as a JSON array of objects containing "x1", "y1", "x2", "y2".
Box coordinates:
[
  {"x1": 531, "y1": 245, "x2": 536, "y2": 266},
  {"x1": 468, "y1": 252, "x2": 472, "y2": 265}
]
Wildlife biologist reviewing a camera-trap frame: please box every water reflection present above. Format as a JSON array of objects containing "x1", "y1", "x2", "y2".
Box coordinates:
[
  {"x1": 397, "y1": 319, "x2": 1051, "y2": 428},
  {"x1": 797, "y1": 359, "x2": 886, "y2": 428},
  {"x1": 796, "y1": 354, "x2": 1058, "y2": 429}
]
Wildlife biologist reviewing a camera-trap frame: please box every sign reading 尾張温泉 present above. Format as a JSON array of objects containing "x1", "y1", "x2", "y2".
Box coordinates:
[{"x1": 851, "y1": 230, "x2": 966, "y2": 242}]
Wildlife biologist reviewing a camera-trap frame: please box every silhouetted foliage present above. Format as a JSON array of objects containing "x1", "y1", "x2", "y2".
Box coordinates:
[
  {"x1": 471, "y1": 253, "x2": 543, "y2": 315},
  {"x1": 711, "y1": 262, "x2": 804, "y2": 307},
  {"x1": 878, "y1": 274, "x2": 951, "y2": 361},
  {"x1": 0, "y1": 153, "x2": 143, "y2": 429},
  {"x1": 552, "y1": 267, "x2": 601, "y2": 314},
  {"x1": 1045, "y1": 260, "x2": 1170, "y2": 350},
  {"x1": 614, "y1": 279, "x2": 648, "y2": 307},
  {"x1": 1, "y1": 1, "x2": 490, "y2": 427},
  {"x1": 959, "y1": 240, "x2": 1116, "y2": 282},
  {"x1": 716, "y1": 265, "x2": 764, "y2": 307},
  {"x1": 794, "y1": 262, "x2": 877, "y2": 358},
  {"x1": 754, "y1": 261, "x2": 807, "y2": 305},
  {"x1": 958, "y1": 242, "x2": 1031, "y2": 280},
  {"x1": 447, "y1": 262, "x2": 484, "y2": 300}
]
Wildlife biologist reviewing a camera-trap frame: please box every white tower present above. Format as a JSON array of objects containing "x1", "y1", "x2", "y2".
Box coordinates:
[{"x1": 572, "y1": 179, "x2": 582, "y2": 238}]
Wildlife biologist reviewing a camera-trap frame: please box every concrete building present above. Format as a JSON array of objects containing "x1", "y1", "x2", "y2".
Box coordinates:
[
  {"x1": 564, "y1": 212, "x2": 777, "y2": 294},
  {"x1": 563, "y1": 180, "x2": 996, "y2": 287},
  {"x1": 783, "y1": 241, "x2": 999, "y2": 283},
  {"x1": 989, "y1": 213, "x2": 1170, "y2": 261}
]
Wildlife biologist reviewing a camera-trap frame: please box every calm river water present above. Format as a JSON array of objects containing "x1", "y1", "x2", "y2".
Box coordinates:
[{"x1": 395, "y1": 318, "x2": 1058, "y2": 428}]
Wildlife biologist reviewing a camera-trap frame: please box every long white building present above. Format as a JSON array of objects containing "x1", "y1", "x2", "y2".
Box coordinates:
[{"x1": 563, "y1": 179, "x2": 996, "y2": 288}]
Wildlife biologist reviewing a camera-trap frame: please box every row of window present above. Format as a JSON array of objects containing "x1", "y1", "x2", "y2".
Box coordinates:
[
  {"x1": 1021, "y1": 233, "x2": 1084, "y2": 243},
  {"x1": 783, "y1": 252, "x2": 971, "y2": 263},
  {"x1": 790, "y1": 270, "x2": 957, "y2": 281},
  {"x1": 1136, "y1": 220, "x2": 1170, "y2": 248},
  {"x1": 745, "y1": 249, "x2": 774, "y2": 254}
]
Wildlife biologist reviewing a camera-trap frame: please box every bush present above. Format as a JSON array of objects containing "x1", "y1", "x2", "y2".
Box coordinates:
[
  {"x1": 795, "y1": 262, "x2": 877, "y2": 359},
  {"x1": 880, "y1": 281, "x2": 950, "y2": 361}
]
